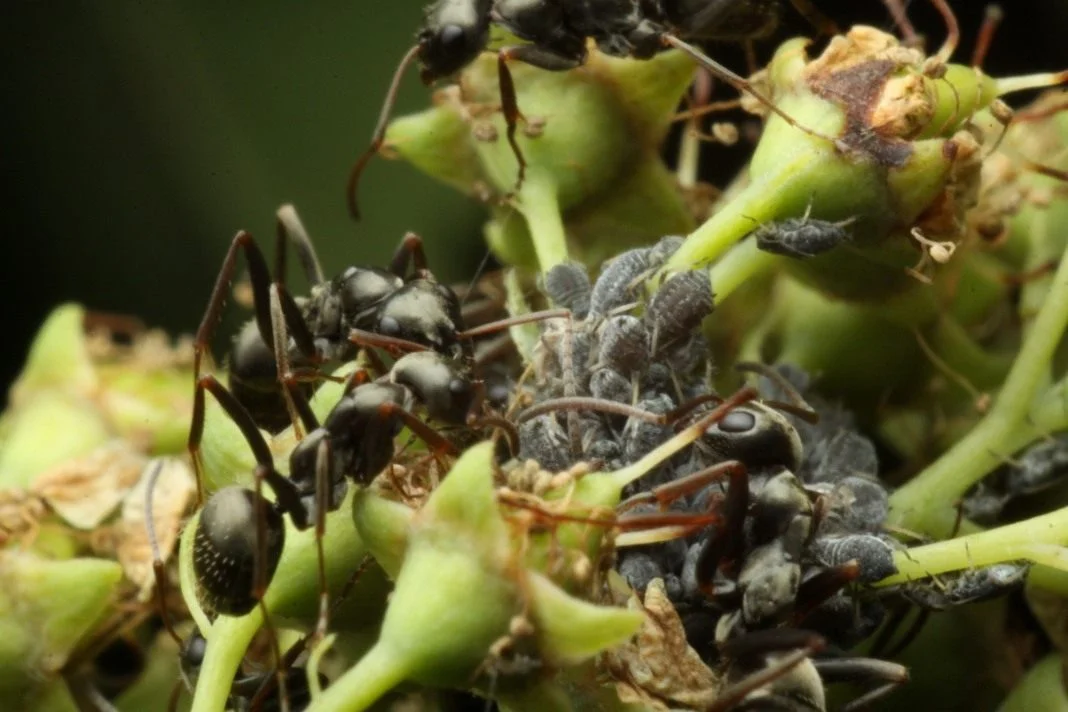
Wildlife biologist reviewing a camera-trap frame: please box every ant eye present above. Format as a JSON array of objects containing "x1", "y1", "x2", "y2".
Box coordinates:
[
  {"x1": 438, "y1": 24, "x2": 466, "y2": 49},
  {"x1": 379, "y1": 315, "x2": 400, "y2": 335},
  {"x1": 449, "y1": 378, "x2": 469, "y2": 395},
  {"x1": 720, "y1": 410, "x2": 756, "y2": 433}
]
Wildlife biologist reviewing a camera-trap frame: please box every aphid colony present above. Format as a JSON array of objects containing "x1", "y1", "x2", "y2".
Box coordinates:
[
  {"x1": 508, "y1": 239, "x2": 1031, "y2": 705},
  {"x1": 172, "y1": 218, "x2": 1038, "y2": 709}
]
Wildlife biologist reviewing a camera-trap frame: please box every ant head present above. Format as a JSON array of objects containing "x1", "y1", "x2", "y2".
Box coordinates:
[
  {"x1": 417, "y1": 22, "x2": 488, "y2": 83},
  {"x1": 698, "y1": 401, "x2": 803, "y2": 472}
]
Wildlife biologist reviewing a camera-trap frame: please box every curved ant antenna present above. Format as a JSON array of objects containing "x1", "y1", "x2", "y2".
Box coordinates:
[
  {"x1": 660, "y1": 35, "x2": 844, "y2": 151},
  {"x1": 787, "y1": 0, "x2": 840, "y2": 36},
  {"x1": 879, "y1": 0, "x2": 920, "y2": 48},
  {"x1": 275, "y1": 205, "x2": 326, "y2": 286},
  {"x1": 928, "y1": 0, "x2": 960, "y2": 65},
  {"x1": 347, "y1": 43, "x2": 423, "y2": 221},
  {"x1": 971, "y1": 5, "x2": 1004, "y2": 68},
  {"x1": 734, "y1": 361, "x2": 819, "y2": 424},
  {"x1": 146, "y1": 459, "x2": 183, "y2": 648}
]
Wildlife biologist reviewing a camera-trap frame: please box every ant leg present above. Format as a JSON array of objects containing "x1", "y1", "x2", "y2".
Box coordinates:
[
  {"x1": 276, "y1": 205, "x2": 326, "y2": 286},
  {"x1": 815, "y1": 657, "x2": 909, "y2": 711},
  {"x1": 191, "y1": 231, "x2": 275, "y2": 501},
  {"x1": 347, "y1": 44, "x2": 423, "y2": 220},
  {"x1": 192, "y1": 374, "x2": 305, "y2": 515},
  {"x1": 349, "y1": 327, "x2": 431, "y2": 356},
  {"x1": 494, "y1": 49, "x2": 530, "y2": 194},
  {"x1": 459, "y1": 308, "x2": 572, "y2": 339},
  {"x1": 792, "y1": 562, "x2": 862, "y2": 624},
  {"x1": 269, "y1": 284, "x2": 321, "y2": 437},
  {"x1": 312, "y1": 437, "x2": 332, "y2": 644},
  {"x1": 660, "y1": 34, "x2": 845, "y2": 151},
  {"x1": 787, "y1": 0, "x2": 840, "y2": 35},
  {"x1": 618, "y1": 459, "x2": 745, "y2": 513},
  {"x1": 694, "y1": 460, "x2": 750, "y2": 589},
  {"x1": 388, "y1": 231, "x2": 429, "y2": 277},
  {"x1": 378, "y1": 402, "x2": 461, "y2": 459},
  {"x1": 194, "y1": 232, "x2": 275, "y2": 383},
  {"x1": 709, "y1": 630, "x2": 827, "y2": 712}
]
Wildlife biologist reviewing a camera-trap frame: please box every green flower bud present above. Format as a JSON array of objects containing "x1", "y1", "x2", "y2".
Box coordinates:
[
  {"x1": 0, "y1": 392, "x2": 112, "y2": 490},
  {"x1": 319, "y1": 442, "x2": 644, "y2": 712},
  {"x1": 384, "y1": 48, "x2": 696, "y2": 272},
  {"x1": 665, "y1": 26, "x2": 1021, "y2": 301},
  {"x1": 0, "y1": 552, "x2": 122, "y2": 698}
]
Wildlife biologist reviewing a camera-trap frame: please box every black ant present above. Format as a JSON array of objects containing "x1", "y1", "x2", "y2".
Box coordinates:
[
  {"x1": 347, "y1": 0, "x2": 842, "y2": 219},
  {"x1": 192, "y1": 204, "x2": 557, "y2": 476}
]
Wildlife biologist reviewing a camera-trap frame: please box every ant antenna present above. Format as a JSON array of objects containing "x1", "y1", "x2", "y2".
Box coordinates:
[
  {"x1": 735, "y1": 361, "x2": 819, "y2": 424},
  {"x1": 347, "y1": 43, "x2": 423, "y2": 221},
  {"x1": 928, "y1": 0, "x2": 960, "y2": 65},
  {"x1": 788, "y1": 0, "x2": 840, "y2": 36},
  {"x1": 880, "y1": 0, "x2": 920, "y2": 48},
  {"x1": 145, "y1": 459, "x2": 183, "y2": 647},
  {"x1": 660, "y1": 35, "x2": 845, "y2": 151},
  {"x1": 971, "y1": 5, "x2": 1004, "y2": 68}
]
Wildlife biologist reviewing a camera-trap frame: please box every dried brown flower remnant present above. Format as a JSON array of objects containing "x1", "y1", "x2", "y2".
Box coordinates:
[
  {"x1": 116, "y1": 457, "x2": 196, "y2": 600},
  {"x1": 604, "y1": 578, "x2": 719, "y2": 710},
  {"x1": 27, "y1": 441, "x2": 147, "y2": 530}
]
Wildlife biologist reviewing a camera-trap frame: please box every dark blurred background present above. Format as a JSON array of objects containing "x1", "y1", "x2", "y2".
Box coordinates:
[{"x1": 1, "y1": 1, "x2": 1065, "y2": 387}]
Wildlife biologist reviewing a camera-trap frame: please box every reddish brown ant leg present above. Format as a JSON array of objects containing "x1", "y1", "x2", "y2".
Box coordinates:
[
  {"x1": 792, "y1": 560, "x2": 862, "y2": 625},
  {"x1": 617, "y1": 459, "x2": 745, "y2": 513}
]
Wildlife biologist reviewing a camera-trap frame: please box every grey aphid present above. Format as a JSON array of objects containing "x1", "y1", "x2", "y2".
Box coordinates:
[
  {"x1": 541, "y1": 262, "x2": 592, "y2": 319},
  {"x1": 751, "y1": 216, "x2": 854, "y2": 259},
  {"x1": 645, "y1": 270, "x2": 713, "y2": 354}
]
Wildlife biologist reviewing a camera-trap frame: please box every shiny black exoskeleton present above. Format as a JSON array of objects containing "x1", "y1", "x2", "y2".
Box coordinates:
[
  {"x1": 194, "y1": 205, "x2": 468, "y2": 433},
  {"x1": 349, "y1": 0, "x2": 836, "y2": 219},
  {"x1": 190, "y1": 345, "x2": 498, "y2": 617}
]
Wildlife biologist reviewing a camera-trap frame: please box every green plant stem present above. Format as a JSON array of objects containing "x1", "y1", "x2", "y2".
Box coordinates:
[
  {"x1": 663, "y1": 175, "x2": 782, "y2": 274},
  {"x1": 877, "y1": 511, "x2": 1068, "y2": 586},
  {"x1": 708, "y1": 240, "x2": 780, "y2": 303},
  {"x1": 889, "y1": 242, "x2": 1068, "y2": 536},
  {"x1": 307, "y1": 641, "x2": 409, "y2": 712},
  {"x1": 516, "y1": 169, "x2": 569, "y2": 274},
  {"x1": 997, "y1": 654, "x2": 1068, "y2": 712},
  {"x1": 190, "y1": 613, "x2": 262, "y2": 712}
]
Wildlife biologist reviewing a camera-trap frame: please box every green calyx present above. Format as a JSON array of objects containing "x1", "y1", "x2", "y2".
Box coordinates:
[
  {"x1": 383, "y1": 48, "x2": 697, "y2": 273},
  {"x1": 323, "y1": 443, "x2": 642, "y2": 712}
]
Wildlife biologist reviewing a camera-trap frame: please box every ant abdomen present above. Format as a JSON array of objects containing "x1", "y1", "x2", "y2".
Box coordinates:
[{"x1": 193, "y1": 486, "x2": 286, "y2": 616}]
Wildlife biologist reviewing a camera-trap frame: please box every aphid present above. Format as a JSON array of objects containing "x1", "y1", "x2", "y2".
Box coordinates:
[
  {"x1": 347, "y1": 0, "x2": 840, "y2": 219},
  {"x1": 596, "y1": 315, "x2": 649, "y2": 377},
  {"x1": 541, "y1": 262, "x2": 592, "y2": 319},
  {"x1": 808, "y1": 533, "x2": 898, "y2": 584},
  {"x1": 896, "y1": 561, "x2": 1031, "y2": 611},
  {"x1": 873, "y1": 561, "x2": 1031, "y2": 659},
  {"x1": 750, "y1": 214, "x2": 855, "y2": 259},
  {"x1": 962, "y1": 435, "x2": 1068, "y2": 524}
]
